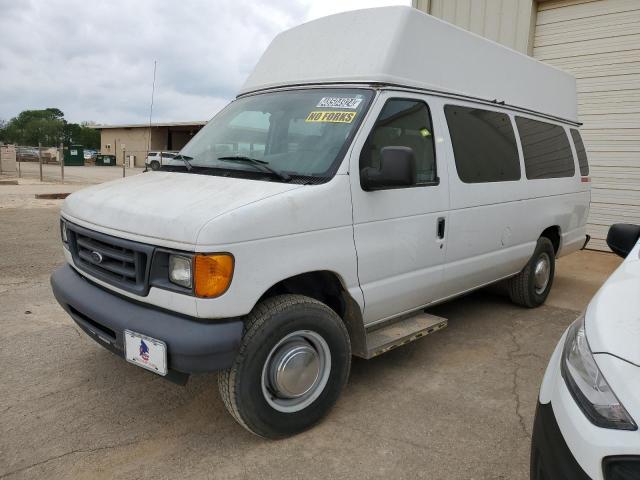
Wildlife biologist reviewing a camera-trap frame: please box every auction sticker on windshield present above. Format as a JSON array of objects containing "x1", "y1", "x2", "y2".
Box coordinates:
[
  {"x1": 124, "y1": 330, "x2": 167, "y2": 376},
  {"x1": 306, "y1": 111, "x2": 357, "y2": 123},
  {"x1": 316, "y1": 97, "x2": 363, "y2": 109}
]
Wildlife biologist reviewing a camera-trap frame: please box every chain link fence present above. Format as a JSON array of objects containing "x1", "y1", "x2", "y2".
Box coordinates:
[{"x1": 0, "y1": 143, "x2": 146, "y2": 184}]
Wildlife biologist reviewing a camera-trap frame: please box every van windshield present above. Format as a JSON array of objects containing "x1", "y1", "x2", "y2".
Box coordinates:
[{"x1": 179, "y1": 88, "x2": 373, "y2": 183}]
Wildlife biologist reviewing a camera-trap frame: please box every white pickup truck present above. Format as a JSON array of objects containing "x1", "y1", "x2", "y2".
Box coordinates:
[{"x1": 51, "y1": 7, "x2": 590, "y2": 438}]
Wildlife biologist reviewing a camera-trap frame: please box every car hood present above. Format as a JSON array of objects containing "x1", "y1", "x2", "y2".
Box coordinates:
[
  {"x1": 587, "y1": 245, "x2": 640, "y2": 366},
  {"x1": 61, "y1": 172, "x2": 302, "y2": 247}
]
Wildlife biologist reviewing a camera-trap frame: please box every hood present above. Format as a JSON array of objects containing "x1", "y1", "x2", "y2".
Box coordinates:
[
  {"x1": 587, "y1": 245, "x2": 640, "y2": 366},
  {"x1": 62, "y1": 172, "x2": 302, "y2": 246}
]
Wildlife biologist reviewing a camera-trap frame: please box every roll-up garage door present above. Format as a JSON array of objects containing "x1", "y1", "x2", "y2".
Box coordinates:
[{"x1": 533, "y1": 0, "x2": 640, "y2": 251}]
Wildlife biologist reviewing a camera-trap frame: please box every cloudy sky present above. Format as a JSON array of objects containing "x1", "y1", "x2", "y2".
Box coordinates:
[{"x1": 0, "y1": 0, "x2": 410, "y2": 125}]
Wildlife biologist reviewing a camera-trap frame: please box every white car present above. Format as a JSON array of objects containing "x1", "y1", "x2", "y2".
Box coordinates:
[
  {"x1": 531, "y1": 223, "x2": 640, "y2": 479},
  {"x1": 145, "y1": 151, "x2": 180, "y2": 170}
]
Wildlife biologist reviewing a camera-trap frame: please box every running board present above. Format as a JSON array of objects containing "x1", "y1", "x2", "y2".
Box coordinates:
[{"x1": 364, "y1": 312, "x2": 448, "y2": 359}]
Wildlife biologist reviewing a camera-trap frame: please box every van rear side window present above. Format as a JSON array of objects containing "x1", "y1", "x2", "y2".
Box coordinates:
[
  {"x1": 516, "y1": 117, "x2": 575, "y2": 179},
  {"x1": 444, "y1": 105, "x2": 520, "y2": 183},
  {"x1": 570, "y1": 129, "x2": 589, "y2": 176}
]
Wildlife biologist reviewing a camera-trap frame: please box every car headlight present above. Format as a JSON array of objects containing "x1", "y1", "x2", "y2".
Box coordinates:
[
  {"x1": 60, "y1": 220, "x2": 69, "y2": 248},
  {"x1": 168, "y1": 255, "x2": 192, "y2": 288},
  {"x1": 561, "y1": 315, "x2": 637, "y2": 430}
]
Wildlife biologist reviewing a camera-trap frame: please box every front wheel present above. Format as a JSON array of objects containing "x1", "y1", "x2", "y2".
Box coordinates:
[
  {"x1": 508, "y1": 237, "x2": 555, "y2": 308},
  {"x1": 218, "y1": 294, "x2": 351, "y2": 439}
]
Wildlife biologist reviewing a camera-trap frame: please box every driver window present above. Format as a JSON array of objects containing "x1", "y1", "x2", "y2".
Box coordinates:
[{"x1": 360, "y1": 99, "x2": 436, "y2": 185}]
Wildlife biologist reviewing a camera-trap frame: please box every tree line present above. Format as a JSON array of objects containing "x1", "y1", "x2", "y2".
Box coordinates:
[{"x1": 0, "y1": 108, "x2": 100, "y2": 149}]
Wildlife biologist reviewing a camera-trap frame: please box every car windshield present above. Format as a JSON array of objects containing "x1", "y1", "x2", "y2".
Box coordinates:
[{"x1": 178, "y1": 88, "x2": 373, "y2": 183}]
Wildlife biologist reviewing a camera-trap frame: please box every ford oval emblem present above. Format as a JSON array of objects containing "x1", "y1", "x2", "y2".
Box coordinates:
[{"x1": 91, "y1": 251, "x2": 103, "y2": 264}]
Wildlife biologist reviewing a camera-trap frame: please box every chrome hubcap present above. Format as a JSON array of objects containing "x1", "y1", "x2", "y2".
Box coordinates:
[
  {"x1": 534, "y1": 253, "x2": 551, "y2": 294},
  {"x1": 271, "y1": 341, "x2": 320, "y2": 398},
  {"x1": 262, "y1": 330, "x2": 331, "y2": 413}
]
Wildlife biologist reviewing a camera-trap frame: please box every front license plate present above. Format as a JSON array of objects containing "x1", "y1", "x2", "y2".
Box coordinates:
[{"x1": 124, "y1": 330, "x2": 167, "y2": 376}]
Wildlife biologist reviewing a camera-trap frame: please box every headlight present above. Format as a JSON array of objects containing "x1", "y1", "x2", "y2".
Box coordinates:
[
  {"x1": 60, "y1": 220, "x2": 69, "y2": 247},
  {"x1": 168, "y1": 255, "x2": 192, "y2": 288},
  {"x1": 561, "y1": 315, "x2": 637, "y2": 430}
]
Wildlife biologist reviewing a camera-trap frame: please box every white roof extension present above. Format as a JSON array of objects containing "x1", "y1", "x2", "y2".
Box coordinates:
[{"x1": 241, "y1": 6, "x2": 578, "y2": 123}]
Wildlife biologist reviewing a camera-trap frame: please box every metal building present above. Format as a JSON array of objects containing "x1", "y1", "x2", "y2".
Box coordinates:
[
  {"x1": 414, "y1": 0, "x2": 640, "y2": 250},
  {"x1": 96, "y1": 121, "x2": 206, "y2": 167}
]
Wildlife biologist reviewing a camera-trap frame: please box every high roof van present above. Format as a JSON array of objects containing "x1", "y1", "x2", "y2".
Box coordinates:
[{"x1": 51, "y1": 7, "x2": 591, "y2": 438}]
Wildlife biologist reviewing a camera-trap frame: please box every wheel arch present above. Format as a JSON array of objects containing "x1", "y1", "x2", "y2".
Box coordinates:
[
  {"x1": 257, "y1": 270, "x2": 367, "y2": 357},
  {"x1": 540, "y1": 225, "x2": 561, "y2": 255}
]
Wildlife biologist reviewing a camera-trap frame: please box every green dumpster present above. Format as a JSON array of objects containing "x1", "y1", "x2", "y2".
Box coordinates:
[
  {"x1": 95, "y1": 154, "x2": 116, "y2": 166},
  {"x1": 64, "y1": 145, "x2": 84, "y2": 166}
]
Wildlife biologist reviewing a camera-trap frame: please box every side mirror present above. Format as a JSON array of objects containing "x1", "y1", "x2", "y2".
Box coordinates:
[
  {"x1": 606, "y1": 223, "x2": 640, "y2": 258},
  {"x1": 361, "y1": 146, "x2": 417, "y2": 191}
]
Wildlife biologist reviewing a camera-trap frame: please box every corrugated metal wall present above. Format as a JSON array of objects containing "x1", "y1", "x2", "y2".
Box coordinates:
[
  {"x1": 416, "y1": 0, "x2": 536, "y2": 54},
  {"x1": 533, "y1": 0, "x2": 640, "y2": 250}
]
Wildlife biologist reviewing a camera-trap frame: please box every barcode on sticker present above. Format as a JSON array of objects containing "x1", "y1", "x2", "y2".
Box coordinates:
[{"x1": 316, "y1": 97, "x2": 362, "y2": 109}]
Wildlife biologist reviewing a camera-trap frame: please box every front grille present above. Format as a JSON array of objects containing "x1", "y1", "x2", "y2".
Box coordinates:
[{"x1": 66, "y1": 222, "x2": 154, "y2": 295}]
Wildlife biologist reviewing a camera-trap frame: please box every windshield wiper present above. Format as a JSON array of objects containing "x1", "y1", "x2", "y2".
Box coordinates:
[
  {"x1": 217, "y1": 156, "x2": 291, "y2": 181},
  {"x1": 173, "y1": 154, "x2": 193, "y2": 171}
]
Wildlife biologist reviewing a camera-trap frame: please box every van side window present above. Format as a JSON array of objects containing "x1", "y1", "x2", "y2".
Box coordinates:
[
  {"x1": 444, "y1": 105, "x2": 520, "y2": 183},
  {"x1": 516, "y1": 117, "x2": 575, "y2": 179},
  {"x1": 570, "y1": 129, "x2": 589, "y2": 176},
  {"x1": 360, "y1": 99, "x2": 436, "y2": 186}
]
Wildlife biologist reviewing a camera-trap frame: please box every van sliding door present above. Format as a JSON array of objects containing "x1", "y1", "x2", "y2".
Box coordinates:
[{"x1": 441, "y1": 104, "x2": 527, "y2": 296}]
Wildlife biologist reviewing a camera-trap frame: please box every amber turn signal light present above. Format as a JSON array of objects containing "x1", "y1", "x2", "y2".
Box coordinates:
[{"x1": 193, "y1": 254, "x2": 234, "y2": 298}]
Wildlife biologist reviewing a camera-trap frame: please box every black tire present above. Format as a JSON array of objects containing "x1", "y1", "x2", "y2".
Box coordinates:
[
  {"x1": 508, "y1": 237, "x2": 555, "y2": 308},
  {"x1": 149, "y1": 161, "x2": 160, "y2": 171},
  {"x1": 218, "y1": 294, "x2": 351, "y2": 439}
]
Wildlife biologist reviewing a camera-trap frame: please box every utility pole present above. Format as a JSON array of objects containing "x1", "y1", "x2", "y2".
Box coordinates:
[
  {"x1": 122, "y1": 143, "x2": 126, "y2": 178},
  {"x1": 38, "y1": 142, "x2": 43, "y2": 182},
  {"x1": 147, "y1": 60, "x2": 157, "y2": 162},
  {"x1": 59, "y1": 143, "x2": 64, "y2": 183}
]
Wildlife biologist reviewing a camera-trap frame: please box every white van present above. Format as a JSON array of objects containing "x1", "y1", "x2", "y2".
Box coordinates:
[{"x1": 51, "y1": 7, "x2": 590, "y2": 438}]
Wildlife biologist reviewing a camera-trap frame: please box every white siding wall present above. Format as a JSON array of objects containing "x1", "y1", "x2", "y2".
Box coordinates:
[
  {"x1": 533, "y1": 0, "x2": 640, "y2": 250},
  {"x1": 415, "y1": 0, "x2": 536, "y2": 54}
]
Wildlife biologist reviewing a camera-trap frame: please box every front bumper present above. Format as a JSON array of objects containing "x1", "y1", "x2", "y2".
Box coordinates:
[
  {"x1": 51, "y1": 264, "x2": 243, "y2": 383},
  {"x1": 531, "y1": 401, "x2": 591, "y2": 479}
]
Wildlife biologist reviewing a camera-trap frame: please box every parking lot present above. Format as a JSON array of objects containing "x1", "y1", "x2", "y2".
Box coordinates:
[{"x1": 0, "y1": 170, "x2": 620, "y2": 479}]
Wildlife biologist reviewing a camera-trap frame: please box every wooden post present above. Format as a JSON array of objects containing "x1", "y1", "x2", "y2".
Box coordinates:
[
  {"x1": 59, "y1": 143, "x2": 64, "y2": 184},
  {"x1": 38, "y1": 142, "x2": 43, "y2": 182}
]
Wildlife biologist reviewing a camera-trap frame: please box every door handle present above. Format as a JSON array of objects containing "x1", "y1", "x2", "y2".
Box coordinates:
[{"x1": 437, "y1": 217, "x2": 445, "y2": 240}]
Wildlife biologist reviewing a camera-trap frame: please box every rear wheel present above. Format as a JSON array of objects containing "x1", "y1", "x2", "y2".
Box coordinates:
[
  {"x1": 218, "y1": 294, "x2": 351, "y2": 439},
  {"x1": 508, "y1": 237, "x2": 555, "y2": 308},
  {"x1": 149, "y1": 161, "x2": 160, "y2": 171}
]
